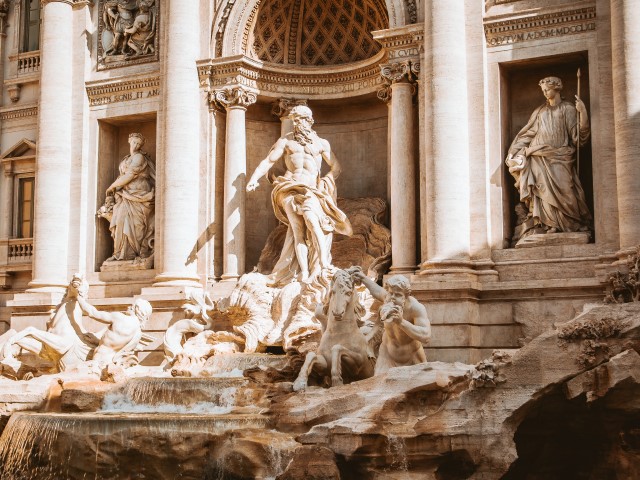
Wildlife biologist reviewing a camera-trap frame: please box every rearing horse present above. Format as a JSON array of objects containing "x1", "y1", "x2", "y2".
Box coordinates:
[{"x1": 293, "y1": 268, "x2": 374, "y2": 391}]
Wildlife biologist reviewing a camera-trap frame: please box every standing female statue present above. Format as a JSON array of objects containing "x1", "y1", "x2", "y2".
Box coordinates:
[{"x1": 99, "y1": 132, "x2": 155, "y2": 263}]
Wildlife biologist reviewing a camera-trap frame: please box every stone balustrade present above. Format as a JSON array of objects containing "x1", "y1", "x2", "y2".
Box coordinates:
[
  {"x1": 15, "y1": 51, "x2": 40, "y2": 75},
  {"x1": 7, "y1": 238, "x2": 33, "y2": 262}
]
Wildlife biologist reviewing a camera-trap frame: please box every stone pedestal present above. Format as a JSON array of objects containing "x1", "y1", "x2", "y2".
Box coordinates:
[
  {"x1": 153, "y1": 0, "x2": 201, "y2": 287},
  {"x1": 214, "y1": 86, "x2": 257, "y2": 282},
  {"x1": 28, "y1": 0, "x2": 74, "y2": 292}
]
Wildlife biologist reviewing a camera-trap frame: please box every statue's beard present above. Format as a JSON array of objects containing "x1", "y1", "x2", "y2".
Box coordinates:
[{"x1": 293, "y1": 125, "x2": 315, "y2": 146}]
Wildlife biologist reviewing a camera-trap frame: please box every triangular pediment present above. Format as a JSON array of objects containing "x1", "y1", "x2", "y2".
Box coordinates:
[{"x1": 1, "y1": 138, "x2": 36, "y2": 159}]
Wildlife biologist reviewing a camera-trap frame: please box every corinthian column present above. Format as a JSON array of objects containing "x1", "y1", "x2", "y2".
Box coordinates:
[
  {"x1": 418, "y1": 0, "x2": 472, "y2": 277},
  {"x1": 611, "y1": 0, "x2": 640, "y2": 253},
  {"x1": 214, "y1": 86, "x2": 257, "y2": 281},
  {"x1": 28, "y1": 0, "x2": 74, "y2": 292},
  {"x1": 154, "y1": 0, "x2": 201, "y2": 286},
  {"x1": 381, "y1": 61, "x2": 418, "y2": 273}
]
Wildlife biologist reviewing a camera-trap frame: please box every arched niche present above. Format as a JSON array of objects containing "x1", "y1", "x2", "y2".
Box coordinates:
[{"x1": 212, "y1": 0, "x2": 415, "y2": 59}]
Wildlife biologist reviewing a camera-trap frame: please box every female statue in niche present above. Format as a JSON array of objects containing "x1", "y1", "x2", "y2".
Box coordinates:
[
  {"x1": 98, "y1": 132, "x2": 155, "y2": 263},
  {"x1": 506, "y1": 76, "x2": 592, "y2": 244}
]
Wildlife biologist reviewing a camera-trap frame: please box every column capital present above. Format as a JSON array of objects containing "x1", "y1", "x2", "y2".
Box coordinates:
[
  {"x1": 271, "y1": 98, "x2": 307, "y2": 119},
  {"x1": 41, "y1": 0, "x2": 74, "y2": 6},
  {"x1": 376, "y1": 84, "x2": 392, "y2": 104},
  {"x1": 380, "y1": 60, "x2": 420, "y2": 84},
  {"x1": 211, "y1": 85, "x2": 257, "y2": 111}
]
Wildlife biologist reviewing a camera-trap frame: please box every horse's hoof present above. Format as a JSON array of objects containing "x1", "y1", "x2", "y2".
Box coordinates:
[{"x1": 292, "y1": 379, "x2": 307, "y2": 391}]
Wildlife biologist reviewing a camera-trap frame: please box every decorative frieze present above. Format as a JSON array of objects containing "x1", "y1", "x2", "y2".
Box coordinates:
[
  {"x1": 97, "y1": 0, "x2": 159, "y2": 70},
  {"x1": 0, "y1": 105, "x2": 37, "y2": 121},
  {"x1": 372, "y1": 23, "x2": 424, "y2": 62},
  {"x1": 197, "y1": 53, "x2": 385, "y2": 99},
  {"x1": 484, "y1": 7, "x2": 596, "y2": 47},
  {"x1": 85, "y1": 76, "x2": 160, "y2": 106}
]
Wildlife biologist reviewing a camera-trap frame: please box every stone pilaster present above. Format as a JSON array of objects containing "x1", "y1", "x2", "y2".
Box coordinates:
[
  {"x1": 28, "y1": 0, "x2": 74, "y2": 292},
  {"x1": 154, "y1": 0, "x2": 201, "y2": 286},
  {"x1": 611, "y1": 0, "x2": 640, "y2": 254},
  {"x1": 381, "y1": 60, "x2": 418, "y2": 273},
  {"x1": 418, "y1": 1, "x2": 473, "y2": 277},
  {"x1": 213, "y1": 85, "x2": 257, "y2": 281},
  {"x1": 0, "y1": 161, "x2": 12, "y2": 239},
  {"x1": 272, "y1": 98, "x2": 307, "y2": 136}
]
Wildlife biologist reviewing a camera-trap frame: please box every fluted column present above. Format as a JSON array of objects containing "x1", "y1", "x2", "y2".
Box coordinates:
[
  {"x1": 418, "y1": 1, "x2": 472, "y2": 276},
  {"x1": 381, "y1": 61, "x2": 418, "y2": 273},
  {"x1": 214, "y1": 86, "x2": 257, "y2": 281},
  {"x1": 611, "y1": 0, "x2": 640, "y2": 253},
  {"x1": 154, "y1": 0, "x2": 201, "y2": 286},
  {"x1": 28, "y1": 0, "x2": 74, "y2": 292}
]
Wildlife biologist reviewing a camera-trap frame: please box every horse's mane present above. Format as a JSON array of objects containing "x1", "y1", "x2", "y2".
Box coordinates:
[{"x1": 320, "y1": 269, "x2": 366, "y2": 324}]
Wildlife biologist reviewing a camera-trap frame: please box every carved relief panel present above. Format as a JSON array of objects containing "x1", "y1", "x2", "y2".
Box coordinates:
[{"x1": 98, "y1": 0, "x2": 159, "y2": 70}]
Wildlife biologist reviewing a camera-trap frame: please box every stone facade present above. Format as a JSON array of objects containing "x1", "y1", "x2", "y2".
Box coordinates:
[{"x1": 0, "y1": 0, "x2": 636, "y2": 366}]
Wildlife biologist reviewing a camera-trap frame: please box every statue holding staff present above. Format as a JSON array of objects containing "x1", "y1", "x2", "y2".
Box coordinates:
[{"x1": 506, "y1": 76, "x2": 592, "y2": 243}]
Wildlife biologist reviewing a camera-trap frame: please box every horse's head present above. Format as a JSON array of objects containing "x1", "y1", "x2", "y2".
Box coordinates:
[{"x1": 328, "y1": 270, "x2": 356, "y2": 320}]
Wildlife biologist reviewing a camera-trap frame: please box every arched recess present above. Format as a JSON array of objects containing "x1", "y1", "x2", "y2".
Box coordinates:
[{"x1": 211, "y1": 0, "x2": 416, "y2": 58}]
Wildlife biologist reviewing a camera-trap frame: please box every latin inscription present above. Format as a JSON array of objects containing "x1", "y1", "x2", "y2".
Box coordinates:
[
  {"x1": 88, "y1": 87, "x2": 160, "y2": 107},
  {"x1": 486, "y1": 22, "x2": 596, "y2": 46}
]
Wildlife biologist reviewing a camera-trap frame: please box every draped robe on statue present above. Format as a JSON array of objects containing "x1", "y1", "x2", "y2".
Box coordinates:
[
  {"x1": 268, "y1": 173, "x2": 352, "y2": 286},
  {"x1": 507, "y1": 101, "x2": 592, "y2": 234},
  {"x1": 110, "y1": 152, "x2": 155, "y2": 260}
]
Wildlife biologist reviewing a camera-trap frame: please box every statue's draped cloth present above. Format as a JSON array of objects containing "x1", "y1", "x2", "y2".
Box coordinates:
[
  {"x1": 268, "y1": 174, "x2": 352, "y2": 286},
  {"x1": 110, "y1": 153, "x2": 155, "y2": 260},
  {"x1": 507, "y1": 101, "x2": 592, "y2": 232}
]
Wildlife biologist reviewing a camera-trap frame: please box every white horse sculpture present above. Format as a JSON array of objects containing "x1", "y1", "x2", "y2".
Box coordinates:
[
  {"x1": 0, "y1": 275, "x2": 98, "y2": 376},
  {"x1": 293, "y1": 268, "x2": 374, "y2": 391}
]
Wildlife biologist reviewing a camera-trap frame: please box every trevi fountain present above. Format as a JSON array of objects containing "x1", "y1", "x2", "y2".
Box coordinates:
[{"x1": 0, "y1": 0, "x2": 638, "y2": 478}]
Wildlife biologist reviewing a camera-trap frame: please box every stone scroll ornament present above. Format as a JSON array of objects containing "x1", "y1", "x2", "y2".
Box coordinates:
[
  {"x1": 505, "y1": 75, "x2": 592, "y2": 246},
  {"x1": 97, "y1": 132, "x2": 155, "y2": 269},
  {"x1": 99, "y1": 0, "x2": 158, "y2": 69}
]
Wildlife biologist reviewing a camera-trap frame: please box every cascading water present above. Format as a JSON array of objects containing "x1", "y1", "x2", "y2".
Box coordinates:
[{"x1": 0, "y1": 360, "x2": 297, "y2": 480}]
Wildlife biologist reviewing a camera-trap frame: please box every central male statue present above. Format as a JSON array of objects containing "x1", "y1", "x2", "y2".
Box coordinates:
[{"x1": 247, "y1": 105, "x2": 352, "y2": 286}]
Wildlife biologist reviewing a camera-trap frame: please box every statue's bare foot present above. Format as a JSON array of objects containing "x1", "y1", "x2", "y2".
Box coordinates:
[
  {"x1": 292, "y1": 376, "x2": 308, "y2": 392},
  {"x1": 547, "y1": 227, "x2": 558, "y2": 233},
  {"x1": 331, "y1": 375, "x2": 344, "y2": 387}
]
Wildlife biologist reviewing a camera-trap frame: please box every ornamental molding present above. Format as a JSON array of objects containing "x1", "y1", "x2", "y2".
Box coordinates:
[
  {"x1": 85, "y1": 75, "x2": 160, "y2": 106},
  {"x1": 372, "y1": 23, "x2": 423, "y2": 62},
  {"x1": 0, "y1": 104, "x2": 37, "y2": 121},
  {"x1": 211, "y1": 85, "x2": 258, "y2": 110},
  {"x1": 484, "y1": 6, "x2": 596, "y2": 47},
  {"x1": 380, "y1": 59, "x2": 419, "y2": 83},
  {"x1": 197, "y1": 51, "x2": 386, "y2": 100}
]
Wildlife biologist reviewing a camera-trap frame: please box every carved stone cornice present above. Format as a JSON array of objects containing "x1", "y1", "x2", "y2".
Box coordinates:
[
  {"x1": 197, "y1": 52, "x2": 386, "y2": 100},
  {"x1": 0, "y1": 104, "x2": 37, "y2": 121},
  {"x1": 484, "y1": 6, "x2": 596, "y2": 47},
  {"x1": 85, "y1": 75, "x2": 160, "y2": 107},
  {"x1": 211, "y1": 85, "x2": 257, "y2": 111},
  {"x1": 271, "y1": 98, "x2": 307, "y2": 119},
  {"x1": 372, "y1": 23, "x2": 423, "y2": 63}
]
